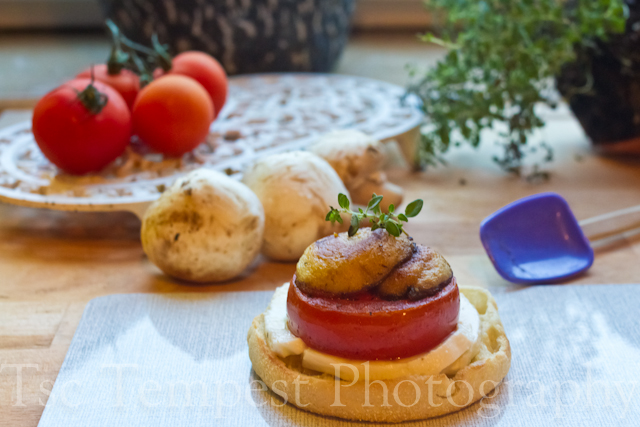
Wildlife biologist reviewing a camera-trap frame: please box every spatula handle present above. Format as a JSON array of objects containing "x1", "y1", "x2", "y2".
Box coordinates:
[{"x1": 579, "y1": 204, "x2": 640, "y2": 242}]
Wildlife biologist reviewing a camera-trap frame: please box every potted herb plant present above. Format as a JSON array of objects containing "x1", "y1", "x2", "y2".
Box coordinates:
[
  {"x1": 557, "y1": 0, "x2": 640, "y2": 154},
  {"x1": 408, "y1": 0, "x2": 628, "y2": 179}
]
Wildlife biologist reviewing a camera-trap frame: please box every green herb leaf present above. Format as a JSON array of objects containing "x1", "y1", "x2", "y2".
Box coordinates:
[
  {"x1": 385, "y1": 221, "x2": 400, "y2": 237},
  {"x1": 348, "y1": 214, "x2": 360, "y2": 237},
  {"x1": 368, "y1": 194, "x2": 383, "y2": 211},
  {"x1": 338, "y1": 193, "x2": 350, "y2": 210},
  {"x1": 398, "y1": 213, "x2": 408, "y2": 222},
  {"x1": 405, "y1": 200, "x2": 423, "y2": 218},
  {"x1": 389, "y1": 204, "x2": 395, "y2": 213}
]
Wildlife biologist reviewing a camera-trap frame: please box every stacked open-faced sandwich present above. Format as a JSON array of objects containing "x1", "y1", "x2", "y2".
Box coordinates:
[{"x1": 248, "y1": 194, "x2": 510, "y2": 422}]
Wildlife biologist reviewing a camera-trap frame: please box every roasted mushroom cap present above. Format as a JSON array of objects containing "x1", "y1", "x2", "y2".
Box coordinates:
[
  {"x1": 376, "y1": 245, "x2": 453, "y2": 300},
  {"x1": 295, "y1": 228, "x2": 415, "y2": 295},
  {"x1": 295, "y1": 228, "x2": 453, "y2": 300}
]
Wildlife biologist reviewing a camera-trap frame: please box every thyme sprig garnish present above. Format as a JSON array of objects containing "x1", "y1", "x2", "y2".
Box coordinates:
[{"x1": 326, "y1": 193, "x2": 423, "y2": 237}]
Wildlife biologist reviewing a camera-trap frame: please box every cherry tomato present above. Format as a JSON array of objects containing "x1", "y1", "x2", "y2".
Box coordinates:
[
  {"x1": 287, "y1": 276, "x2": 460, "y2": 360},
  {"x1": 152, "y1": 68, "x2": 165, "y2": 80},
  {"x1": 32, "y1": 78, "x2": 132, "y2": 175},
  {"x1": 170, "y1": 51, "x2": 228, "y2": 118},
  {"x1": 132, "y1": 75, "x2": 214, "y2": 156},
  {"x1": 77, "y1": 64, "x2": 140, "y2": 110}
]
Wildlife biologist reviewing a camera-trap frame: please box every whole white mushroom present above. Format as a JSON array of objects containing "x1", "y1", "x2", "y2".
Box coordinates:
[
  {"x1": 242, "y1": 151, "x2": 349, "y2": 262},
  {"x1": 141, "y1": 169, "x2": 265, "y2": 282},
  {"x1": 309, "y1": 129, "x2": 404, "y2": 211}
]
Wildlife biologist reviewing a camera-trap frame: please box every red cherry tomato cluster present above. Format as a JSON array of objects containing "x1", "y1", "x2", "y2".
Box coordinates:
[{"x1": 32, "y1": 51, "x2": 228, "y2": 175}]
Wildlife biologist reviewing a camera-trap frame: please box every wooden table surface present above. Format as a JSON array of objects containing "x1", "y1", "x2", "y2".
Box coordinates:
[{"x1": 2, "y1": 34, "x2": 640, "y2": 427}]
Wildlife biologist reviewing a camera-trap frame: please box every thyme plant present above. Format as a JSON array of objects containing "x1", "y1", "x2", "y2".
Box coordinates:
[{"x1": 408, "y1": 0, "x2": 627, "y2": 179}]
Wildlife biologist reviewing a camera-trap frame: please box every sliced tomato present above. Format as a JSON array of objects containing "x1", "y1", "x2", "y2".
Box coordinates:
[{"x1": 287, "y1": 276, "x2": 460, "y2": 360}]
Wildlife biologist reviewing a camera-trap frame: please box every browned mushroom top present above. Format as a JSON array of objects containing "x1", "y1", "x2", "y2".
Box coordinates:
[
  {"x1": 376, "y1": 245, "x2": 452, "y2": 300},
  {"x1": 295, "y1": 228, "x2": 452, "y2": 299}
]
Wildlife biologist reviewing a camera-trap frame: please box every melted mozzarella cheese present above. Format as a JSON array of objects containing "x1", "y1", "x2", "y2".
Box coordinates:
[
  {"x1": 263, "y1": 282, "x2": 480, "y2": 381},
  {"x1": 263, "y1": 283, "x2": 306, "y2": 357}
]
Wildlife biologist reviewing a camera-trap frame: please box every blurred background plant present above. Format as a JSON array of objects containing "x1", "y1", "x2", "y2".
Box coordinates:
[{"x1": 408, "y1": 0, "x2": 627, "y2": 180}]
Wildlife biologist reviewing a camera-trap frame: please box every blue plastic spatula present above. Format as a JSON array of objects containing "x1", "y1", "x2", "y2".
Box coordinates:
[{"x1": 480, "y1": 192, "x2": 640, "y2": 284}]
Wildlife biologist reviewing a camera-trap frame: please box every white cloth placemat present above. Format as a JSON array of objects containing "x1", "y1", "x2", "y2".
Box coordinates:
[{"x1": 38, "y1": 285, "x2": 640, "y2": 426}]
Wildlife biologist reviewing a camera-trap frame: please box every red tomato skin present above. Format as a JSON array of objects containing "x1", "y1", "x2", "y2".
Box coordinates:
[
  {"x1": 32, "y1": 79, "x2": 132, "y2": 175},
  {"x1": 152, "y1": 68, "x2": 165, "y2": 80},
  {"x1": 77, "y1": 64, "x2": 140, "y2": 110},
  {"x1": 132, "y1": 75, "x2": 214, "y2": 157},
  {"x1": 170, "y1": 51, "x2": 228, "y2": 118},
  {"x1": 287, "y1": 276, "x2": 460, "y2": 360}
]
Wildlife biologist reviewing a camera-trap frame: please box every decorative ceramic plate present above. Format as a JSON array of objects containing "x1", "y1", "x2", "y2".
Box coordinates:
[{"x1": 0, "y1": 73, "x2": 422, "y2": 218}]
